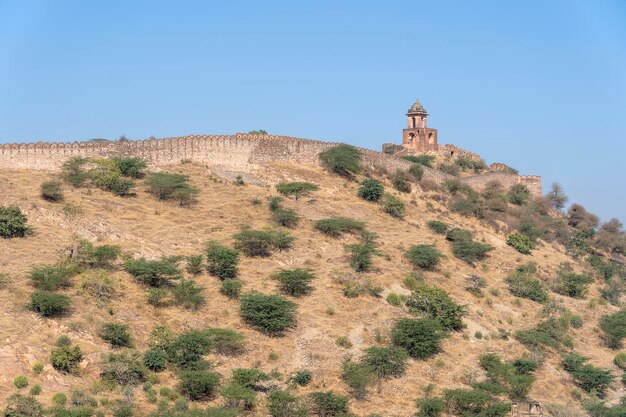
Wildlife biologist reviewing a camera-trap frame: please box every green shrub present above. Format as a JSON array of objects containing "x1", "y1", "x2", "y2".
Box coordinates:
[
  {"x1": 361, "y1": 346, "x2": 408, "y2": 379},
  {"x1": 172, "y1": 279, "x2": 205, "y2": 310},
  {"x1": 508, "y1": 184, "x2": 530, "y2": 206},
  {"x1": 275, "y1": 182, "x2": 319, "y2": 200},
  {"x1": 41, "y1": 180, "x2": 64, "y2": 202},
  {"x1": 562, "y1": 353, "x2": 614, "y2": 394},
  {"x1": 515, "y1": 317, "x2": 572, "y2": 350},
  {"x1": 289, "y1": 370, "x2": 313, "y2": 386},
  {"x1": 569, "y1": 314, "x2": 583, "y2": 328},
  {"x1": 445, "y1": 228, "x2": 473, "y2": 242},
  {"x1": 267, "y1": 390, "x2": 309, "y2": 417},
  {"x1": 442, "y1": 389, "x2": 507, "y2": 417},
  {"x1": 143, "y1": 349, "x2": 167, "y2": 371},
  {"x1": 221, "y1": 383, "x2": 256, "y2": 411},
  {"x1": 409, "y1": 164, "x2": 424, "y2": 180},
  {"x1": 268, "y1": 196, "x2": 283, "y2": 211},
  {"x1": 178, "y1": 370, "x2": 221, "y2": 400},
  {"x1": 345, "y1": 243, "x2": 376, "y2": 272},
  {"x1": 599, "y1": 309, "x2": 626, "y2": 349},
  {"x1": 185, "y1": 255, "x2": 203, "y2": 275},
  {"x1": 80, "y1": 267, "x2": 115, "y2": 299},
  {"x1": 309, "y1": 391, "x2": 349, "y2": 417},
  {"x1": 588, "y1": 255, "x2": 622, "y2": 280},
  {"x1": 271, "y1": 207, "x2": 300, "y2": 228},
  {"x1": 100, "y1": 351, "x2": 148, "y2": 386},
  {"x1": 0, "y1": 206, "x2": 29, "y2": 238},
  {"x1": 402, "y1": 154, "x2": 434, "y2": 167},
  {"x1": 3, "y1": 393, "x2": 44, "y2": 417},
  {"x1": 341, "y1": 360, "x2": 375, "y2": 399},
  {"x1": 314, "y1": 217, "x2": 365, "y2": 237},
  {"x1": 230, "y1": 368, "x2": 271, "y2": 389},
  {"x1": 415, "y1": 397, "x2": 444, "y2": 417},
  {"x1": 113, "y1": 404, "x2": 134, "y2": 417},
  {"x1": 144, "y1": 172, "x2": 199, "y2": 205},
  {"x1": 206, "y1": 241, "x2": 239, "y2": 280},
  {"x1": 233, "y1": 229, "x2": 294, "y2": 257},
  {"x1": 28, "y1": 263, "x2": 79, "y2": 291},
  {"x1": 13, "y1": 375, "x2": 28, "y2": 389},
  {"x1": 32, "y1": 362, "x2": 44, "y2": 375},
  {"x1": 124, "y1": 257, "x2": 181, "y2": 287},
  {"x1": 391, "y1": 318, "x2": 444, "y2": 359},
  {"x1": 391, "y1": 171, "x2": 411, "y2": 193},
  {"x1": 405, "y1": 284, "x2": 466, "y2": 330},
  {"x1": 146, "y1": 287, "x2": 169, "y2": 307},
  {"x1": 220, "y1": 280, "x2": 242, "y2": 299},
  {"x1": 240, "y1": 293, "x2": 297, "y2": 336},
  {"x1": 440, "y1": 164, "x2": 460, "y2": 177},
  {"x1": 511, "y1": 358, "x2": 540, "y2": 375},
  {"x1": 75, "y1": 240, "x2": 121, "y2": 268},
  {"x1": 381, "y1": 194, "x2": 406, "y2": 219},
  {"x1": 100, "y1": 323, "x2": 132, "y2": 348},
  {"x1": 52, "y1": 393, "x2": 68, "y2": 408},
  {"x1": 614, "y1": 352, "x2": 626, "y2": 369},
  {"x1": 452, "y1": 241, "x2": 494, "y2": 265},
  {"x1": 29, "y1": 385, "x2": 41, "y2": 396},
  {"x1": 318, "y1": 144, "x2": 361, "y2": 177},
  {"x1": 111, "y1": 157, "x2": 147, "y2": 178},
  {"x1": 505, "y1": 270, "x2": 549, "y2": 303},
  {"x1": 357, "y1": 179, "x2": 384, "y2": 202},
  {"x1": 51, "y1": 338, "x2": 83, "y2": 374},
  {"x1": 166, "y1": 329, "x2": 214, "y2": 370},
  {"x1": 427, "y1": 220, "x2": 449, "y2": 235},
  {"x1": 204, "y1": 328, "x2": 245, "y2": 356},
  {"x1": 507, "y1": 232, "x2": 534, "y2": 254},
  {"x1": 554, "y1": 272, "x2": 593, "y2": 299},
  {"x1": 272, "y1": 269, "x2": 315, "y2": 297},
  {"x1": 386, "y1": 292, "x2": 403, "y2": 306},
  {"x1": 405, "y1": 244, "x2": 443, "y2": 270},
  {"x1": 31, "y1": 290, "x2": 71, "y2": 317}
]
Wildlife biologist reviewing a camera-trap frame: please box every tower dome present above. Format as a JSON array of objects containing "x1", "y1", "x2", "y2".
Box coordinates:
[{"x1": 407, "y1": 99, "x2": 428, "y2": 116}]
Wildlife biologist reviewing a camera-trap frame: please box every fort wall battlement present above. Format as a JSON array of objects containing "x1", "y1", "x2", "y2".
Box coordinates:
[{"x1": 0, "y1": 133, "x2": 540, "y2": 196}]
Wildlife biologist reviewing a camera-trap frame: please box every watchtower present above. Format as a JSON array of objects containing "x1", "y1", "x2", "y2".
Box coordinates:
[{"x1": 402, "y1": 99, "x2": 438, "y2": 153}]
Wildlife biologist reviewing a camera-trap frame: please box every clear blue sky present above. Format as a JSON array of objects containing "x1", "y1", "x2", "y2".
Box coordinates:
[{"x1": 1, "y1": 1, "x2": 625, "y2": 221}]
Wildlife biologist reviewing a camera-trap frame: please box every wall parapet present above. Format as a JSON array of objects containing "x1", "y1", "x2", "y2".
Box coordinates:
[{"x1": 0, "y1": 133, "x2": 540, "y2": 196}]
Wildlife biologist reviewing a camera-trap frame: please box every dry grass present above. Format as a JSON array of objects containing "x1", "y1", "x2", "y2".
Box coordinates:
[{"x1": 0, "y1": 163, "x2": 621, "y2": 416}]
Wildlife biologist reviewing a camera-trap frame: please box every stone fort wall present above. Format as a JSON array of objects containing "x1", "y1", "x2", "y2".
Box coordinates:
[{"x1": 0, "y1": 133, "x2": 541, "y2": 196}]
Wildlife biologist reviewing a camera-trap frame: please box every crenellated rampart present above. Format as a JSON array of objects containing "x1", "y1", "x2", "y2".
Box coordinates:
[{"x1": 0, "y1": 133, "x2": 540, "y2": 196}]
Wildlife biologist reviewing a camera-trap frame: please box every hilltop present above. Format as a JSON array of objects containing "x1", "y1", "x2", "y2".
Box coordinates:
[{"x1": 0, "y1": 142, "x2": 624, "y2": 417}]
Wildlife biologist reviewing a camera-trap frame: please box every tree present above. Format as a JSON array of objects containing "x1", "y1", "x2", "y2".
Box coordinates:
[
  {"x1": 275, "y1": 182, "x2": 319, "y2": 200},
  {"x1": 567, "y1": 204, "x2": 599, "y2": 231},
  {"x1": 111, "y1": 157, "x2": 147, "y2": 178},
  {"x1": 545, "y1": 183, "x2": 568, "y2": 210},
  {"x1": 272, "y1": 269, "x2": 316, "y2": 297},
  {"x1": 124, "y1": 257, "x2": 181, "y2": 287},
  {"x1": 144, "y1": 172, "x2": 199, "y2": 205},
  {"x1": 508, "y1": 184, "x2": 530, "y2": 206},
  {"x1": 318, "y1": 144, "x2": 361, "y2": 177}
]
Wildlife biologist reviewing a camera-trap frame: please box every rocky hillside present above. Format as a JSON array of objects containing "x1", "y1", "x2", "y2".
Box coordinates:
[{"x1": 0, "y1": 149, "x2": 624, "y2": 417}]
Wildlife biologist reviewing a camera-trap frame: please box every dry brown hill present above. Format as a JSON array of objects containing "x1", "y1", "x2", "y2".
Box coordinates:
[{"x1": 0, "y1": 160, "x2": 624, "y2": 417}]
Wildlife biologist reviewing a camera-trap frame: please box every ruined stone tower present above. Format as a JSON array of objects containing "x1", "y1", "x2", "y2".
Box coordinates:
[{"x1": 402, "y1": 99, "x2": 439, "y2": 153}]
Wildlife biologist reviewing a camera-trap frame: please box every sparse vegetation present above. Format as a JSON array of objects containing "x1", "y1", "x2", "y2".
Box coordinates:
[
  {"x1": 427, "y1": 220, "x2": 449, "y2": 235},
  {"x1": 100, "y1": 323, "x2": 132, "y2": 348},
  {"x1": 402, "y1": 154, "x2": 434, "y2": 167},
  {"x1": 505, "y1": 264, "x2": 549, "y2": 303}
]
